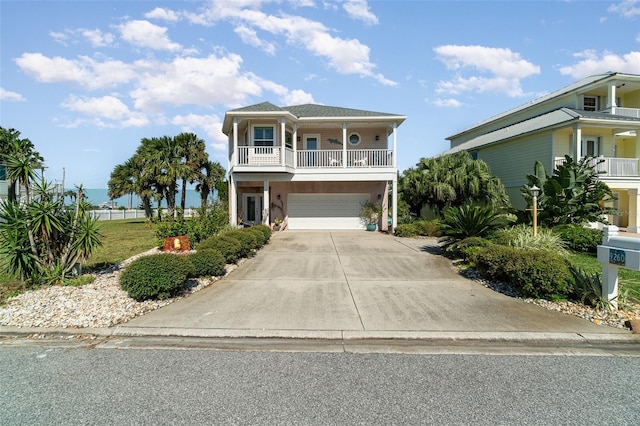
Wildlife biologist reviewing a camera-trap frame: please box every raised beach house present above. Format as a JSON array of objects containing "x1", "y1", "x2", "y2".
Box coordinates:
[
  {"x1": 222, "y1": 102, "x2": 406, "y2": 230},
  {"x1": 443, "y1": 72, "x2": 640, "y2": 230}
]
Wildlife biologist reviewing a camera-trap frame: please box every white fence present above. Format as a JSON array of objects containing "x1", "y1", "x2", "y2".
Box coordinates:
[{"x1": 89, "y1": 208, "x2": 196, "y2": 221}]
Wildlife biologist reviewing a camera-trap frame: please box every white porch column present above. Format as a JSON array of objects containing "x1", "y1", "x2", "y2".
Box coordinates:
[
  {"x1": 280, "y1": 119, "x2": 286, "y2": 167},
  {"x1": 392, "y1": 122, "x2": 398, "y2": 168},
  {"x1": 263, "y1": 180, "x2": 269, "y2": 225},
  {"x1": 607, "y1": 82, "x2": 617, "y2": 111},
  {"x1": 232, "y1": 118, "x2": 239, "y2": 167},
  {"x1": 628, "y1": 188, "x2": 640, "y2": 233},
  {"x1": 230, "y1": 174, "x2": 238, "y2": 227},
  {"x1": 293, "y1": 124, "x2": 298, "y2": 168},
  {"x1": 342, "y1": 123, "x2": 347, "y2": 168},
  {"x1": 573, "y1": 124, "x2": 582, "y2": 160},
  {"x1": 392, "y1": 175, "x2": 398, "y2": 231}
]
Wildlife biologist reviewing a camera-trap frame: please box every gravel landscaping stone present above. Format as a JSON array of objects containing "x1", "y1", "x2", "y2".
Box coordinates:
[{"x1": 0, "y1": 248, "x2": 244, "y2": 329}]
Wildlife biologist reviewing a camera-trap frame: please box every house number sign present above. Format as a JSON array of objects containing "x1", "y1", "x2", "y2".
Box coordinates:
[{"x1": 609, "y1": 248, "x2": 626, "y2": 266}]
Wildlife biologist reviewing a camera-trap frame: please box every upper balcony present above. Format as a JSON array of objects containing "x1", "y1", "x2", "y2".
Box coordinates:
[
  {"x1": 555, "y1": 156, "x2": 640, "y2": 178},
  {"x1": 600, "y1": 106, "x2": 640, "y2": 119},
  {"x1": 233, "y1": 146, "x2": 394, "y2": 172}
]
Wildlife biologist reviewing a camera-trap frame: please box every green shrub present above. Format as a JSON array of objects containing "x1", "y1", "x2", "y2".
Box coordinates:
[
  {"x1": 254, "y1": 225, "x2": 272, "y2": 243},
  {"x1": 154, "y1": 203, "x2": 230, "y2": 246},
  {"x1": 447, "y1": 237, "x2": 492, "y2": 260},
  {"x1": 188, "y1": 249, "x2": 226, "y2": 278},
  {"x1": 492, "y1": 224, "x2": 568, "y2": 255},
  {"x1": 223, "y1": 230, "x2": 259, "y2": 257},
  {"x1": 556, "y1": 225, "x2": 602, "y2": 254},
  {"x1": 197, "y1": 235, "x2": 243, "y2": 264},
  {"x1": 473, "y1": 244, "x2": 574, "y2": 299},
  {"x1": 394, "y1": 223, "x2": 419, "y2": 237},
  {"x1": 393, "y1": 219, "x2": 440, "y2": 238},
  {"x1": 413, "y1": 219, "x2": 441, "y2": 237},
  {"x1": 120, "y1": 254, "x2": 192, "y2": 301},
  {"x1": 246, "y1": 225, "x2": 270, "y2": 247}
]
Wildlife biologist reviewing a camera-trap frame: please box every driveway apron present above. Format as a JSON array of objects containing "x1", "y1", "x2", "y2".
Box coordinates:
[{"x1": 120, "y1": 231, "x2": 625, "y2": 334}]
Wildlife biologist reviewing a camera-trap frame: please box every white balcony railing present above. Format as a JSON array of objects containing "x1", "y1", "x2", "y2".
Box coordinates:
[
  {"x1": 554, "y1": 156, "x2": 639, "y2": 177},
  {"x1": 235, "y1": 146, "x2": 394, "y2": 170},
  {"x1": 601, "y1": 107, "x2": 640, "y2": 118},
  {"x1": 237, "y1": 146, "x2": 285, "y2": 166}
]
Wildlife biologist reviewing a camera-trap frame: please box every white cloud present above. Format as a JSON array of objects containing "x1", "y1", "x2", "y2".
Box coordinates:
[
  {"x1": 50, "y1": 31, "x2": 69, "y2": 46},
  {"x1": 282, "y1": 89, "x2": 315, "y2": 105},
  {"x1": 0, "y1": 87, "x2": 25, "y2": 101},
  {"x1": 433, "y1": 98, "x2": 462, "y2": 108},
  {"x1": 80, "y1": 29, "x2": 115, "y2": 47},
  {"x1": 15, "y1": 53, "x2": 136, "y2": 90},
  {"x1": 434, "y1": 45, "x2": 540, "y2": 97},
  {"x1": 171, "y1": 113, "x2": 227, "y2": 151},
  {"x1": 559, "y1": 50, "x2": 640, "y2": 78},
  {"x1": 186, "y1": 1, "x2": 395, "y2": 85},
  {"x1": 343, "y1": 0, "x2": 379, "y2": 25},
  {"x1": 608, "y1": 0, "x2": 640, "y2": 18},
  {"x1": 117, "y1": 20, "x2": 182, "y2": 51},
  {"x1": 145, "y1": 7, "x2": 181, "y2": 22},
  {"x1": 234, "y1": 25, "x2": 277, "y2": 55},
  {"x1": 61, "y1": 95, "x2": 149, "y2": 127},
  {"x1": 130, "y1": 54, "x2": 264, "y2": 111}
]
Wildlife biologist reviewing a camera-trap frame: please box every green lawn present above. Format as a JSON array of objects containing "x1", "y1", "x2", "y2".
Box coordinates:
[
  {"x1": 1, "y1": 219, "x2": 158, "y2": 302},
  {"x1": 83, "y1": 218, "x2": 159, "y2": 269}
]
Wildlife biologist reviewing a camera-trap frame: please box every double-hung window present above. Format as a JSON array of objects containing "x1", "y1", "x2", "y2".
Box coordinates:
[
  {"x1": 583, "y1": 96, "x2": 598, "y2": 112},
  {"x1": 253, "y1": 126, "x2": 275, "y2": 147}
]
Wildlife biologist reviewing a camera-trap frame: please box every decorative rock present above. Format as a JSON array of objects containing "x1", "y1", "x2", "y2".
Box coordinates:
[{"x1": 0, "y1": 248, "x2": 244, "y2": 329}]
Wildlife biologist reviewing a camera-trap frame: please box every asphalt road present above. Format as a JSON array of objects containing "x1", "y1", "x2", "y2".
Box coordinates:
[{"x1": 2, "y1": 345, "x2": 639, "y2": 425}]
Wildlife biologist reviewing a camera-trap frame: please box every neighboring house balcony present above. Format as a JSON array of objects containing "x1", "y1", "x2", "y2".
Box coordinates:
[
  {"x1": 233, "y1": 146, "x2": 394, "y2": 172},
  {"x1": 601, "y1": 107, "x2": 640, "y2": 119},
  {"x1": 555, "y1": 156, "x2": 640, "y2": 178}
]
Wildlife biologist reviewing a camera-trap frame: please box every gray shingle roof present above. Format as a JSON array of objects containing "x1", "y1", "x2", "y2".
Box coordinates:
[
  {"x1": 227, "y1": 102, "x2": 403, "y2": 118},
  {"x1": 441, "y1": 106, "x2": 640, "y2": 156},
  {"x1": 284, "y1": 104, "x2": 402, "y2": 119},
  {"x1": 447, "y1": 72, "x2": 634, "y2": 139}
]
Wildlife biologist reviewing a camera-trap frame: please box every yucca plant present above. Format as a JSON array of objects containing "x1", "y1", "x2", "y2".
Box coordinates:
[
  {"x1": 438, "y1": 203, "x2": 514, "y2": 248},
  {"x1": 569, "y1": 265, "x2": 612, "y2": 311}
]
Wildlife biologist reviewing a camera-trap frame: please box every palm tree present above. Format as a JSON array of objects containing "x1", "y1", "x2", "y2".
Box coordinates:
[
  {"x1": 175, "y1": 132, "x2": 208, "y2": 211},
  {"x1": 0, "y1": 127, "x2": 44, "y2": 203},
  {"x1": 196, "y1": 160, "x2": 226, "y2": 210},
  {"x1": 401, "y1": 151, "x2": 510, "y2": 218}
]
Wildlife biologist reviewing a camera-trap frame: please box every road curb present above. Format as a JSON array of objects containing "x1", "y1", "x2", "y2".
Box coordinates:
[{"x1": 2, "y1": 325, "x2": 640, "y2": 345}]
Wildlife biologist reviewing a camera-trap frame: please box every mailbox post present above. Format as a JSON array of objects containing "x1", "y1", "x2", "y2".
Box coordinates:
[{"x1": 596, "y1": 225, "x2": 640, "y2": 309}]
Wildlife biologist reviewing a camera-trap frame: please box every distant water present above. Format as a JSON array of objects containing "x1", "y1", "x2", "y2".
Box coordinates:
[{"x1": 69, "y1": 188, "x2": 213, "y2": 209}]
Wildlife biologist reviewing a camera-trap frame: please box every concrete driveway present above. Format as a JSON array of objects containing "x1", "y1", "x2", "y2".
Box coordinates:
[{"x1": 118, "y1": 231, "x2": 628, "y2": 338}]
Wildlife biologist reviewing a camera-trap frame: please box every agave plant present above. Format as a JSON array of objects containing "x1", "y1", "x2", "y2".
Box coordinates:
[{"x1": 438, "y1": 203, "x2": 514, "y2": 248}]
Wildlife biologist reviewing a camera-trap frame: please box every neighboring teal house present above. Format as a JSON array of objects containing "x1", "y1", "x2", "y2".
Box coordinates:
[{"x1": 443, "y1": 72, "x2": 640, "y2": 230}]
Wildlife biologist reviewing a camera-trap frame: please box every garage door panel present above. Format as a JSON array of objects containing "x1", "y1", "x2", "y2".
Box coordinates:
[{"x1": 288, "y1": 193, "x2": 369, "y2": 230}]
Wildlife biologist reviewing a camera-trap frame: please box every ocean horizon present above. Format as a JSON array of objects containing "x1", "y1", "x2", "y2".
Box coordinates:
[{"x1": 71, "y1": 188, "x2": 214, "y2": 209}]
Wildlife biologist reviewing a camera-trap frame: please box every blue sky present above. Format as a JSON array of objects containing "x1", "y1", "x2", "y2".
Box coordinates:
[{"x1": 1, "y1": 0, "x2": 639, "y2": 188}]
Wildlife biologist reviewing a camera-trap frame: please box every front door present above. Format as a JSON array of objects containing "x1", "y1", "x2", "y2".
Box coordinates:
[
  {"x1": 244, "y1": 194, "x2": 263, "y2": 224},
  {"x1": 304, "y1": 134, "x2": 320, "y2": 167}
]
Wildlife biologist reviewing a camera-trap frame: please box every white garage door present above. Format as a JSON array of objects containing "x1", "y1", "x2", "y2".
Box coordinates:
[{"x1": 288, "y1": 193, "x2": 370, "y2": 230}]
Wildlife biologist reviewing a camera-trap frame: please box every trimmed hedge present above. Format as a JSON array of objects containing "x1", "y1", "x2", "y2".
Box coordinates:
[
  {"x1": 556, "y1": 225, "x2": 602, "y2": 254},
  {"x1": 120, "y1": 253, "x2": 192, "y2": 301},
  {"x1": 472, "y1": 244, "x2": 574, "y2": 299},
  {"x1": 197, "y1": 235, "x2": 243, "y2": 264},
  {"x1": 188, "y1": 249, "x2": 226, "y2": 278},
  {"x1": 223, "y1": 230, "x2": 258, "y2": 258}
]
